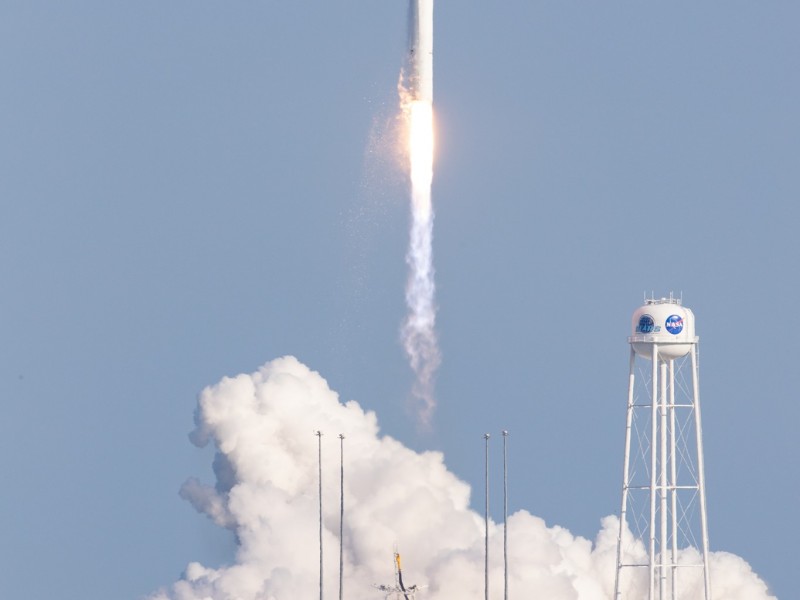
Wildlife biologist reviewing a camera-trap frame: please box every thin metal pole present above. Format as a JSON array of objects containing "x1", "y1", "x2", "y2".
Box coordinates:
[
  {"x1": 316, "y1": 430, "x2": 324, "y2": 600},
  {"x1": 484, "y1": 433, "x2": 490, "y2": 600},
  {"x1": 502, "y1": 430, "x2": 509, "y2": 600},
  {"x1": 339, "y1": 434, "x2": 345, "y2": 600}
]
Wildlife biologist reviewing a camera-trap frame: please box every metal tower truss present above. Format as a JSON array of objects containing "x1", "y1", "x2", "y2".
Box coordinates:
[{"x1": 614, "y1": 342, "x2": 711, "y2": 600}]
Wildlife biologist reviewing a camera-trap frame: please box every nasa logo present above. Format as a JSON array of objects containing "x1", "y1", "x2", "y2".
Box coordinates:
[
  {"x1": 665, "y1": 314, "x2": 684, "y2": 335},
  {"x1": 637, "y1": 314, "x2": 655, "y2": 334}
]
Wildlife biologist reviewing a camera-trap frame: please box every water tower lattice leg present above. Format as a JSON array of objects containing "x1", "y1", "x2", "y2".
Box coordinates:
[{"x1": 614, "y1": 342, "x2": 711, "y2": 600}]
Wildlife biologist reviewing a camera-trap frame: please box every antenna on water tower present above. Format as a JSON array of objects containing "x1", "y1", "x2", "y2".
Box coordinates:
[{"x1": 613, "y1": 297, "x2": 711, "y2": 600}]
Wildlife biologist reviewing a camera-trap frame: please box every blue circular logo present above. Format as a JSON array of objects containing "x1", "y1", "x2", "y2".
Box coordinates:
[
  {"x1": 665, "y1": 314, "x2": 684, "y2": 335},
  {"x1": 637, "y1": 314, "x2": 655, "y2": 334}
]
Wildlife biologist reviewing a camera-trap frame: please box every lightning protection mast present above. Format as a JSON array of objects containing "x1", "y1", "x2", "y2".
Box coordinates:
[{"x1": 613, "y1": 296, "x2": 711, "y2": 600}]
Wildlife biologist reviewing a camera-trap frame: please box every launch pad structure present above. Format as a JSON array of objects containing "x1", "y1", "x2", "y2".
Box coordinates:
[{"x1": 374, "y1": 552, "x2": 420, "y2": 600}]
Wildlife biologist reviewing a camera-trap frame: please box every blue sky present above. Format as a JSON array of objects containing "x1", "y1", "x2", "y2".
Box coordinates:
[{"x1": 1, "y1": 2, "x2": 797, "y2": 598}]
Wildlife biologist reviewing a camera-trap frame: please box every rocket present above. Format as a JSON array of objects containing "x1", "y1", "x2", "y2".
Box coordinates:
[{"x1": 408, "y1": 0, "x2": 433, "y2": 103}]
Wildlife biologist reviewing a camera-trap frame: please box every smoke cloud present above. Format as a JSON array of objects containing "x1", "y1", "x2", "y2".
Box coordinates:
[{"x1": 149, "y1": 357, "x2": 774, "y2": 600}]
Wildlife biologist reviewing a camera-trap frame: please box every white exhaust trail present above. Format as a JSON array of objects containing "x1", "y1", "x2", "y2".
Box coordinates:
[{"x1": 401, "y1": 0, "x2": 439, "y2": 427}]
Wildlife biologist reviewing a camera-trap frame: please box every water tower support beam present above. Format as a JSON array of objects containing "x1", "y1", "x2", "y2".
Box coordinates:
[
  {"x1": 649, "y1": 343, "x2": 658, "y2": 600},
  {"x1": 691, "y1": 346, "x2": 712, "y2": 600},
  {"x1": 614, "y1": 348, "x2": 637, "y2": 600},
  {"x1": 669, "y1": 359, "x2": 678, "y2": 600},
  {"x1": 660, "y1": 360, "x2": 668, "y2": 600}
]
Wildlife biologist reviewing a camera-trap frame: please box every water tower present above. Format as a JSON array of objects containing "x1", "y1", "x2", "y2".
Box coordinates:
[{"x1": 613, "y1": 296, "x2": 711, "y2": 600}]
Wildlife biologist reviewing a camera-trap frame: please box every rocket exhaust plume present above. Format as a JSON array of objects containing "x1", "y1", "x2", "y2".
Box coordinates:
[{"x1": 401, "y1": 0, "x2": 439, "y2": 427}]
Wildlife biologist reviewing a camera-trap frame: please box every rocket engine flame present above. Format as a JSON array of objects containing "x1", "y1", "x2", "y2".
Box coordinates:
[
  {"x1": 408, "y1": 101, "x2": 434, "y2": 201},
  {"x1": 401, "y1": 0, "x2": 439, "y2": 428}
]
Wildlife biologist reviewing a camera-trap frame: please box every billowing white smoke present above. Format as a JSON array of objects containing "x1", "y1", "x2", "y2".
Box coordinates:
[{"x1": 150, "y1": 357, "x2": 775, "y2": 600}]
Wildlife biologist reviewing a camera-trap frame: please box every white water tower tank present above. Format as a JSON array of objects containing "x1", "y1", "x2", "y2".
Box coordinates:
[{"x1": 629, "y1": 297, "x2": 697, "y2": 360}]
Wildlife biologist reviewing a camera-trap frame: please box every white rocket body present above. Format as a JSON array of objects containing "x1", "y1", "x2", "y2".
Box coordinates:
[{"x1": 409, "y1": 0, "x2": 433, "y2": 103}]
